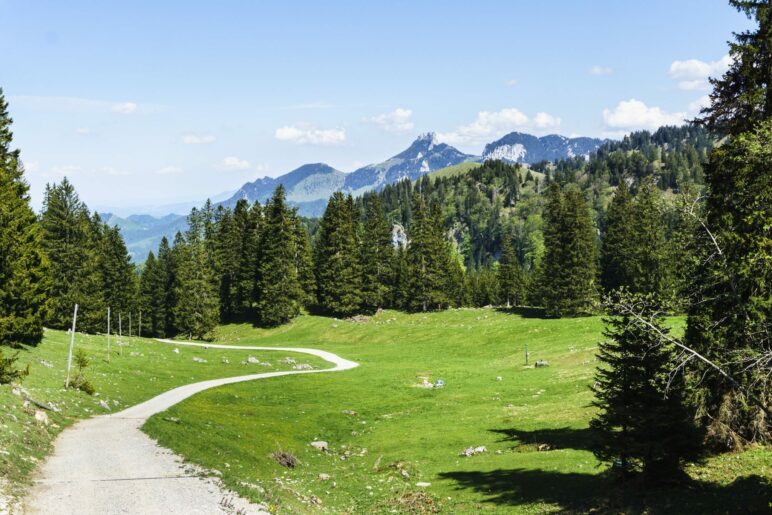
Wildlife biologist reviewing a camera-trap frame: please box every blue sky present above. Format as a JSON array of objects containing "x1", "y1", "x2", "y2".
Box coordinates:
[{"x1": 0, "y1": 0, "x2": 753, "y2": 213}]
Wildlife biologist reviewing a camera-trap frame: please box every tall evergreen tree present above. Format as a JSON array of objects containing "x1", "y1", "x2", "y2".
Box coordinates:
[
  {"x1": 498, "y1": 235, "x2": 527, "y2": 307},
  {"x1": 255, "y1": 186, "x2": 303, "y2": 326},
  {"x1": 138, "y1": 252, "x2": 166, "y2": 337},
  {"x1": 40, "y1": 179, "x2": 103, "y2": 330},
  {"x1": 600, "y1": 181, "x2": 635, "y2": 293},
  {"x1": 406, "y1": 196, "x2": 450, "y2": 311},
  {"x1": 156, "y1": 236, "x2": 176, "y2": 336},
  {"x1": 540, "y1": 184, "x2": 598, "y2": 316},
  {"x1": 313, "y1": 192, "x2": 363, "y2": 316},
  {"x1": 0, "y1": 89, "x2": 48, "y2": 347},
  {"x1": 235, "y1": 200, "x2": 261, "y2": 319},
  {"x1": 591, "y1": 293, "x2": 703, "y2": 480},
  {"x1": 172, "y1": 240, "x2": 219, "y2": 340},
  {"x1": 360, "y1": 194, "x2": 393, "y2": 313},
  {"x1": 293, "y1": 214, "x2": 316, "y2": 307}
]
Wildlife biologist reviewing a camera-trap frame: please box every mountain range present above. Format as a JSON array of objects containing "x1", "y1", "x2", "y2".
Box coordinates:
[{"x1": 109, "y1": 131, "x2": 605, "y2": 261}]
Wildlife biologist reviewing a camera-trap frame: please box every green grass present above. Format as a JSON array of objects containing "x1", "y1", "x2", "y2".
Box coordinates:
[
  {"x1": 429, "y1": 162, "x2": 481, "y2": 180},
  {"x1": 0, "y1": 329, "x2": 328, "y2": 499},
  {"x1": 142, "y1": 309, "x2": 771, "y2": 513}
]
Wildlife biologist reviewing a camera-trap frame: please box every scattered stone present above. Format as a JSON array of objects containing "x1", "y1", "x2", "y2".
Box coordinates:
[
  {"x1": 34, "y1": 410, "x2": 49, "y2": 426},
  {"x1": 99, "y1": 400, "x2": 111, "y2": 411},
  {"x1": 279, "y1": 357, "x2": 296, "y2": 365},
  {"x1": 38, "y1": 360, "x2": 54, "y2": 368},
  {"x1": 192, "y1": 357, "x2": 208, "y2": 363},
  {"x1": 318, "y1": 473, "x2": 331, "y2": 481},
  {"x1": 347, "y1": 314, "x2": 371, "y2": 323},
  {"x1": 342, "y1": 409, "x2": 358, "y2": 416},
  {"x1": 496, "y1": 376, "x2": 503, "y2": 381},
  {"x1": 310, "y1": 441, "x2": 328, "y2": 452},
  {"x1": 460, "y1": 445, "x2": 487, "y2": 457},
  {"x1": 537, "y1": 443, "x2": 552, "y2": 451},
  {"x1": 247, "y1": 356, "x2": 260, "y2": 364},
  {"x1": 221, "y1": 358, "x2": 230, "y2": 364},
  {"x1": 173, "y1": 348, "x2": 180, "y2": 354},
  {"x1": 416, "y1": 482, "x2": 431, "y2": 487},
  {"x1": 11, "y1": 387, "x2": 20, "y2": 397},
  {"x1": 129, "y1": 352, "x2": 141, "y2": 357},
  {"x1": 535, "y1": 360, "x2": 549, "y2": 367},
  {"x1": 293, "y1": 363, "x2": 313, "y2": 370},
  {"x1": 400, "y1": 469, "x2": 410, "y2": 479}
]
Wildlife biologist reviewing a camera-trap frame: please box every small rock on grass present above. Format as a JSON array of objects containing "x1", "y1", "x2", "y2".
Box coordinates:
[
  {"x1": 318, "y1": 473, "x2": 330, "y2": 481},
  {"x1": 310, "y1": 441, "x2": 328, "y2": 452},
  {"x1": 34, "y1": 411, "x2": 49, "y2": 426}
]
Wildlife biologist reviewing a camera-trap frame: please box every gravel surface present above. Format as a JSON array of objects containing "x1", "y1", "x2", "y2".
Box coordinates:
[{"x1": 24, "y1": 340, "x2": 358, "y2": 514}]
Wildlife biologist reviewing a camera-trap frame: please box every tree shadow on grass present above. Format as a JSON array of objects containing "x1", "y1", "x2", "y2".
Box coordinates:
[
  {"x1": 439, "y1": 467, "x2": 771, "y2": 514},
  {"x1": 491, "y1": 426, "x2": 596, "y2": 452},
  {"x1": 494, "y1": 306, "x2": 550, "y2": 319}
]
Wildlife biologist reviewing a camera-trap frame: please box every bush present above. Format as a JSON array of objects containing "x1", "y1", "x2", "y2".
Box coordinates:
[
  {"x1": 0, "y1": 349, "x2": 29, "y2": 384},
  {"x1": 70, "y1": 348, "x2": 95, "y2": 395}
]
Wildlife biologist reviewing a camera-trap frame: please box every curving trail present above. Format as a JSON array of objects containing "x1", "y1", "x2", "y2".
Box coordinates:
[{"x1": 24, "y1": 339, "x2": 358, "y2": 515}]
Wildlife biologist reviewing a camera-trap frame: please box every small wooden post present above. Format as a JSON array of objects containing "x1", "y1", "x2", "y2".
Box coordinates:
[
  {"x1": 128, "y1": 312, "x2": 132, "y2": 338},
  {"x1": 525, "y1": 343, "x2": 528, "y2": 366},
  {"x1": 107, "y1": 307, "x2": 111, "y2": 363},
  {"x1": 138, "y1": 310, "x2": 142, "y2": 338},
  {"x1": 118, "y1": 312, "x2": 123, "y2": 356},
  {"x1": 65, "y1": 304, "x2": 78, "y2": 388}
]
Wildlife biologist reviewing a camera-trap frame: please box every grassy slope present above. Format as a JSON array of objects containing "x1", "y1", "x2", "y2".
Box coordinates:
[
  {"x1": 0, "y1": 329, "x2": 328, "y2": 499},
  {"x1": 143, "y1": 310, "x2": 771, "y2": 514},
  {"x1": 428, "y1": 162, "x2": 481, "y2": 180}
]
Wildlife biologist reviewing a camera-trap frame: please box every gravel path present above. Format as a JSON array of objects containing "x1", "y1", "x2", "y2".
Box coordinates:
[{"x1": 24, "y1": 340, "x2": 358, "y2": 515}]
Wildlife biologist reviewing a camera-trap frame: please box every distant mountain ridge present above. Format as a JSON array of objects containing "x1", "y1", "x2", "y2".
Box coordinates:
[
  {"x1": 116, "y1": 130, "x2": 606, "y2": 261},
  {"x1": 482, "y1": 132, "x2": 605, "y2": 163}
]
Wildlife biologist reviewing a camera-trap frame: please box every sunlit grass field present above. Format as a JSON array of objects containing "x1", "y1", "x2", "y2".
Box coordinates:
[{"x1": 141, "y1": 309, "x2": 771, "y2": 513}]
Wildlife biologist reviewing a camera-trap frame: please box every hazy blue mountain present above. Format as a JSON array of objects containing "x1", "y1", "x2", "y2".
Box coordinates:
[
  {"x1": 482, "y1": 132, "x2": 605, "y2": 163},
  {"x1": 100, "y1": 212, "x2": 187, "y2": 262}
]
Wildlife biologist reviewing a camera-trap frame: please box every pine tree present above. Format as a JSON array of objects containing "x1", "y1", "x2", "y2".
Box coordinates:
[
  {"x1": 156, "y1": 236, "x2": 176, "y2": 336},
  {"x1": 40, "y1": 179, "x2": 103, "y2": 330},
  {"x1": 629, "y1": 178, "x2": 671, "y2": 299},
  {"x1": 540, "y1": 184, "x2": 598, "y2": 316},
  {"x1": 235, "y1": 200, "x2": 261, "y2": 319},
  {"x1": 498, "y1": 235, "x2": 527, "y2": 307},
  {"x1": 360, "y1": 194, "x2": 393, "y2": 313},
  {"x1": 390, "y1": 245, "x2": 410, "y2": 310},
  {"x1": 697, "y1": 1, "x2": 772, "y2": 135},
  {"x1": 406, "y1": 196, "x2": 450, "y2": 311},
  {"x1": 313, "y1": 192, "x2": 363, "y2": 316},
  {"x1": 293, "y1": 215, "x2": 316, "y2": 306},
  {"x1": 213, "y1": 206, "x2": 238, "y2": 321},
  {"x1": 686, "y1": 119, "x2": 772, "y2": 447},
  {"x1": 600, "y1": 181, "x2": 635, "y2": 293},
  {"x1": 139, "y1": 252, "x2": 166, "y2": 337},
  {"x1": 0, "y1": 89, "x2": 48, "y2": 347},
  {"x1": 97, "y1": 224, "x2": 136, "y2": 323},
  {"x1": 255, "y1": 186, "x2": 302, "y2": 326},
  {"x1": 591, "y1": 293, "x2": 703, "y2": 480},
  {"x1": 172, "y1": 241, "x2": 219, "y2": 340}
]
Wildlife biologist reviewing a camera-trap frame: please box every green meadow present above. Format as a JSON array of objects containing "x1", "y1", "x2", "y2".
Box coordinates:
[{"x1": 139, "y1": 309, "x2": 770, "y2": 513}]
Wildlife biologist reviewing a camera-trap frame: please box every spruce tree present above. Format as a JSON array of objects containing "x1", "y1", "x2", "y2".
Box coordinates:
[
  {"x1": 600, "y1": 180, "x2": 635, "y2": 293},
  {"x1": 172, "y1": 241, "x2": 219, "y2": 340},
  {"x1": 406, "y1": 196, "x2": 450, "y2": 311},
  {"x1": 540, "y1": 184, "x2": 598, "y2": 316},
  {"x1": 255, "y1": 186, "x2": 302, "y2": 326},
  {"x1": 235, "y1": 200, "x2": 261, "y2": 319},
  {"x1": 591, "y1": 293, "x2": 703, "y2": 480},
  {"x1": 156, "y1": 236, "x2": 176, "y2": 336},
  {"x1": 0, "y1": 89, "x2": 48, "y2": 347},
  {"x1": 360, "y1": 194, "x2": 393, "y2": 313},
  {"x1": 139, "y1": 252, "x2": 166, "y2": 337},
  {"x1": 313, "y1": 192, "x2": 363, "y2": 316},
  {"x1": 293, "y1": 215, "x2": 316, "y2": 307},
  {"x1": 390, "y1": 245, "x2": 410, "y2": 310},
  {"x1": 498, "y1": 235, "x2": 527, "y2": 307}
]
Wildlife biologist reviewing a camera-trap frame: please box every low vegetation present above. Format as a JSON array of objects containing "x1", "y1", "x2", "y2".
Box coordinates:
[{"x1": 143, "y1": 310, "x2": 770, "y2": 513}]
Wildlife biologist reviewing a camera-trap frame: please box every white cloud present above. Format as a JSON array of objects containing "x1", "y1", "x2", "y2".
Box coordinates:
[
  {"x1": 505, "y1": 79, "x2": 519, "y2": 87},
  {"x1": 23, "y1": 160, "x2": 40, "y2": 173},
  {"x1": 101, "y1": 166, "x2": 130, "y2": 176},
  {"x1": 436, "y1": 107, "x2": 561, "y2": 145},
  {"x1": 75, "y1": 127, "x2": 91, "y2": 135},
  {"x1": 365, "y1": 108, "x2": 414, "y2": 134},
  {"x1": 156, "y1": 165, "x2": 183, "y2": 175},
  {"x1": 589, "y1": 65, "x2": 613, "y2": 76},
  {"x1": 274, "y1": 124, "x2": 346, "y2": 145},
  {"x1": 668, "y1": 54, "x2": 732, "y2": 90},
  {"x1": 221, "y1": 156, "x2": 251, "y2": 170},
  {"x1": 111, "y1": 102, "x2": 138, "y2": 114},
  {"x1": 181, "y1": 134, "x2": 216, "y2": 145},
  {"x1": 602, "y1": 99, "x2": 686, "y2": 130},
  {"x1": 689, "y1": 95, "x2": 712, "y2": 112}
]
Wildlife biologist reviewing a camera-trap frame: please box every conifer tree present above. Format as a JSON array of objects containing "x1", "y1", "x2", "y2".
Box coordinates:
[
  {"x1": 213, "y1": 206, "x2": 238, "y2": 321},
  {"x1": 600, "y1": 181, "x2": 635, "y2": 293},
  {"x1": 360, "y1": 194, "x2": 393, "y2": 313},
  {"x1": 172, "y1": 240, "x2": 219, "y2": 340},
  {"x1": 293, "y1": 215, "x2": 316, "y2": 306},
  {"x1": 406, "y1": 196, "x2": 450, "y2": 311},
  {"x1": 313, "y1": 192, "x2": 363, "y2": 316},
  {"x1": 0, "y1": 89, "x2": 48, "y2": 347},
  {"x1": 591, "y1": 293, "x2": 703, "y2": 480},
  {"x1": 390, "y1": 245, "x2": 409, "y2": 309},
  {"x1": 156, "y1": 236, "x2": 176, "y2": 336},
  {"x1": 235, "y1": 200, "x2": 261, "y2": 318},
  {"x1": 540, "y1": 184, "x2": 598, "y2": 316},
  {"x1": 139, "y1": 252, "x2": 166, "y2": 337},
  {"x1": 498, "y1": 235, "x2": 527, "y2": 307},
  {"x1": 255, "y1": 186, "x2": 302, "y2": 326},
  {"x1": 40, "y1": 179, "x2": 103, "y2": 330},
  {"x1": 96, "y1": 223, "x2": 136, "y2": 323}
]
